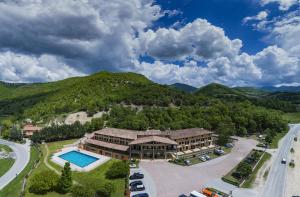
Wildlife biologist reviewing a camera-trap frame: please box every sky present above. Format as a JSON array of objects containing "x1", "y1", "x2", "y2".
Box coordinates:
[{"x1": 0, "y1": 0, "x2": 300, "y2": 87}]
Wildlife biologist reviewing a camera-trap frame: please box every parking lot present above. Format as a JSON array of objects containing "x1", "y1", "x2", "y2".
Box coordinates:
[
  {"x1": 140, "y1": 137, "x2": 257, "y2": 197},
  {"x1": 130, "y1": 167, "x2": 157, "y2": 197}
]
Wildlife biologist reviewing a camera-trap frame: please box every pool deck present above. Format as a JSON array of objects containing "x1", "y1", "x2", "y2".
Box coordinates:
[{"x1": 51, "y1": 147, "x2": 110, "y2": 172}]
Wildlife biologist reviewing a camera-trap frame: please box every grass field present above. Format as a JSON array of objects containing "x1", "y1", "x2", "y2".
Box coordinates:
[
  {"x1": 0, "y1": 144, "x2": 15, "y2": 177},
  {"x1": 0, "y1": 144, "x2": 13, "y2": 152},
  {"x1": 242, "y1": 152, "x2": 272, "y2": 188},
  {"x1": 25, "y1": 140, "x2": 125, "y2": 197},
  {"x1": 0, "y1": 159, "x2": 15, "y2": 177},
  {"x1": 269, "y1": 130, "x2": 288, "y2": 149},
  {"x1": 0, "y1": 145, "x2": 40, "y2": 197},
  {"x1": 283, "y1": 112, "x2": 300, "y2": 123}
]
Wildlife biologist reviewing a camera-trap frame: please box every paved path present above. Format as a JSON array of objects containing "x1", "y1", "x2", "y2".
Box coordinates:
[
  {"x1": 140, "y1": 137, "x2": 257, "y2": 197},
  {"x1": 259, "y1": 124, "x2": 300, "y2": 197},
  {"x1": 43, "y1": 143, "x2": 60, "y2": 175},
  {"x1": 0, "y1": 139, "x2": 30, "y2": 190}
]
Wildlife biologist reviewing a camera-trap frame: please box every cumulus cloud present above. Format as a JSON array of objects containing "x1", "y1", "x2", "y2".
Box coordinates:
[
  {"x1": 0, "y1": 51, "x2": 82, "y2": 83},
  {"x1": 0, "y1": 0, "x2": 299, "y2": 87},
  {"x1": 0, "y1": 0, "x2": 162, "y2": 80},
  {"x1": 139, "y1": 19, "x2": 242, "y2": 61},
  {"x1": 261, "y1": 0, "x2": 300, "y2": 11},
  {"x1": 243, "y1": 11, "x2": 268, "y2": 24}
]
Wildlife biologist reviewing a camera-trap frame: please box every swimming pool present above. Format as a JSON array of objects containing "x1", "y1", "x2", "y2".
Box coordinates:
[{"x1": 59, "y1": 150, "x2": 99, "y2": 168}]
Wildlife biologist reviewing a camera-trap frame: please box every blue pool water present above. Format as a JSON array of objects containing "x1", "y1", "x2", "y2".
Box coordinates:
[{"x1": 59, "y1": 151, "x2": 99, "y2": 168}]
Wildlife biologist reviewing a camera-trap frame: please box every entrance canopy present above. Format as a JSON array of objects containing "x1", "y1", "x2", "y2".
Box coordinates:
[{"x1": 129, "y1": 136, "x2": 178, "y2": 145}]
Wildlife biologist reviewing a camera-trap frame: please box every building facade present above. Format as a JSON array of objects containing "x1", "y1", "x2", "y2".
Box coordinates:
[
  {"x1": 22, "y1": 124, "x2": 41, "y2": 137},
  {"x1": 82, "y1": 128, "x2": 215, "y2": 160}
]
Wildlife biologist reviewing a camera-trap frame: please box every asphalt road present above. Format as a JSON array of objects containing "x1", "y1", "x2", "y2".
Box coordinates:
[
  {"x1": 0, "y1": 139, "x2": 30, "y2": 190},
  {"x1": 260, "y1": 124, "x2": 300, "y2": 197}
]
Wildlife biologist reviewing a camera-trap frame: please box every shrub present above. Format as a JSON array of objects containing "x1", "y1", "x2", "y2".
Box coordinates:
[
  {"x1": 72, "y1": 185, "x2": 95, "y2": 197},
  {"x1": 236, "y1": 162, "x2": 252, "y2": 178},
  {"x1": 105, "y1": 161, "x2": 129, "y2": 179},
  {"x1": 96, "y1": 182, "x2": 116, "y2": 197},
  {"x1": 28, "y1": 170, "x2": 59, "y2": 194}
]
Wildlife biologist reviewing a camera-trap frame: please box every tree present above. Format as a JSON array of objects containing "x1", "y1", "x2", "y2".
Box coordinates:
[
  {"x1": 105, "y1": 161, "x2": 129, "y2": 179},
  {"x1": 56, "y1": 162, "x2": 72, "y2": 194},
  {"x1": 9, "y1": 125, "x2": 23, "y2": 141},
  {"x1": 29, "y1": 170, "x2": 59, "y2": 194}
]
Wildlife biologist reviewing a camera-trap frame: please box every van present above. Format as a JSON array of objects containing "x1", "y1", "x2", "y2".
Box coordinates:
[{"x1": 190, "y1": 191, "x2": 206, "y2": 197}]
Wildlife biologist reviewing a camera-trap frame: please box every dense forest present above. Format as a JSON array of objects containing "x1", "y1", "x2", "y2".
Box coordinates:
[{"x1": 0, "y1": 71, "x2": 298, "y2": 144}]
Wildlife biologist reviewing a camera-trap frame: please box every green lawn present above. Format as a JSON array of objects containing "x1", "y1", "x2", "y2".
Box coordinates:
[
  {"x1": 0, "y1": 145, "x2": 40, "y2": 197},
  {"x1": 0, "y1": 144, "x2": 13, "y2": 152},
  {"x1": 0, "y1": 159, "x2": 15, "y2": 177},
  {"x1": 241, "y1": 152, "x2": 272, "y2": 188},
  {"x1": 283, "y1": 112, "x2": 300, "y2": 124},
  {"x1": 25, "y1": 140, "x2": 125, "y2": 197},
  {"x1": 269, "y1": 130, "x2": 288, "y2": 149}
]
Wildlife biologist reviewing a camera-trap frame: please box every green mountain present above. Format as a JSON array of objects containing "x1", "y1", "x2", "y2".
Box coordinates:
[
  {"x1": 195, "y1": 83, "x2": 245, "y2": 98},
  {"x1": 0, "y1": 72, "x2": 298, "y2": 124},
  {"x1": 169, "y1": 83, "x2": 198, "y2": 93},
  {"x1": 261, "y1": 86, "x2": 300, "y2": 93},
  {"x1": 0, "y1": 72, "x2": 196, "y2": 121}
]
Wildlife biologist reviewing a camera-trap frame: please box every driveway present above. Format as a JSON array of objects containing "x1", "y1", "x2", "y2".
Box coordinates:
[
  {"x1": 140, "y1": 137, "x2": 257, "y2": 197},
  {"x1": 0, "y1": 139, "x2": 30, "y2": 190}
]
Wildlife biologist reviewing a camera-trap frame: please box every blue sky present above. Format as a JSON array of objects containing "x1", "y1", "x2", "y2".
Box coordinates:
[
  {"x1": 156, "y1": 0, "x2": 268, "y2": 54},
  {"x1": 0, "y1": 0, "x2": 299, "y2": 87}
]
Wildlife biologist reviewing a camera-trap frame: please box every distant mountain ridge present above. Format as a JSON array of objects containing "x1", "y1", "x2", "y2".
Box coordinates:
[
  {"x1": 169, "y1": 83, "x2": 198, "y2": 93},
  {"x1": 260, "y1": 86, "x2": 300, "y2": 93}
]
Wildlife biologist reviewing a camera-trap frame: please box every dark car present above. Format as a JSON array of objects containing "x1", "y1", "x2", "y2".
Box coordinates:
[
  {"x1": 130, "y1": 184, "x2": 145, "y2": 191},
  {"x1": 130, "y1": 180, "x2": 143, "y2": 187},
  {"x1": 178, "y1": 194, "x2": 188, "y2": 197},
  {"x1": 129, "y1": 172, "x2": 144, "y2": 180},
  {"x1": 132, "y1": 193, "x2": 149, "y2": 197}
]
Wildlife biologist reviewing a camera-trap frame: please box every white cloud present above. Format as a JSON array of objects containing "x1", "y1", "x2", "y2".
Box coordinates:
[
  {"x1": 260, "y1": 0, "x2": 300, "y2": 11},
  {"x1": 139, "y1": 19, "x2": 242, "y2": 61},
  {"x1": 243, "y1": 11, "x2": 268, "y2": 24},
  {"x1": 0, "y1": 0, "x2": 299, "y2": 87},
  {"x1": 0, "y1": 51, "x2": 83, "y2": 83}
]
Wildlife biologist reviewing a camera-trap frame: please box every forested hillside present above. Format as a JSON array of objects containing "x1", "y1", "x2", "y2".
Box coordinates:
[{"x1": 0, "y1": 71, "x2": 293, "y2": 144}]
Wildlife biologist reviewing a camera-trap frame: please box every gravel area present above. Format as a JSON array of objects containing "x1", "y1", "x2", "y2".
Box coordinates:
[{"x1": 140, "y1": 137, "x2": 257, "y2": 197}]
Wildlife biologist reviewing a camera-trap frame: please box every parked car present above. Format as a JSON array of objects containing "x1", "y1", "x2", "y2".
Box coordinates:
[
  {"x1": 189, "y1": 190, "x2": 206, "y2": 197},
  {"x1": 199, "y1": 156, "x2": 206, "y2": 162},
  {"x1": 129, "y1": 163, "x2": 137, "y2": 168},
  {"x1": 130, "y1": 184, "x2": 145, "y2": 192},
  {"x1": 129, "y1": 172, "x2": 144, "y2": 180},
  {"x1": 204, "y1": 155, "x2": 211, "y2": 160},
  {"x1": 184, "y1": 160, "x2": 191, "y2": 166},
  {"x1": 178, "y1": 194, "x2": 188, "y2": 197},
  {"x1": 214, "y1": 149, "x2": 224, "y2": 156},
  {"x1": 132, "y1": 193, "x2": 149, "y2": 197},
  {"x1": 225, "y1": 143, "x2": 234, "y2": 148},
  {"x1": 130, "y1": 180, "x2": 143, "y2": 187},
  {"x1": 281, "y1": 158, "x2": 287, "y2": 164}
]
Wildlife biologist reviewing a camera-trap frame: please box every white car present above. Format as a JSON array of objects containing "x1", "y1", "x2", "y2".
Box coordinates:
[
  {"x1": 281, "y1": 158, "x2": 287, "y2": 164},
  {"x1": 199, "y1": 156, "x2": 206, "y2": 162}
]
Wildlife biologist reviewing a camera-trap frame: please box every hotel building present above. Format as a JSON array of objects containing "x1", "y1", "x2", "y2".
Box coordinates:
[{"x1": 82, "y1": 128, "x2": 215, "y2": 160}]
